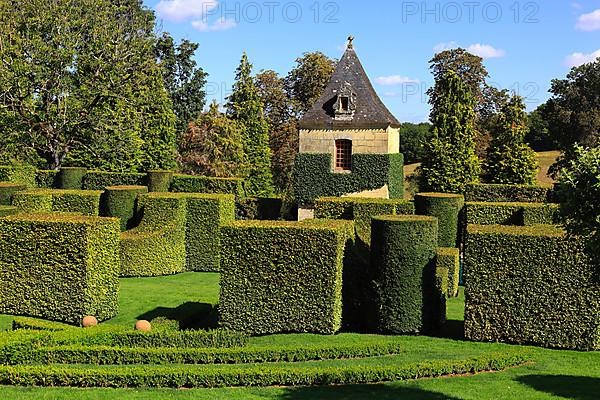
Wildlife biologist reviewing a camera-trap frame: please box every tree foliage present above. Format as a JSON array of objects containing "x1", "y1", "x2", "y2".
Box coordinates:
[
  {"x1": 399, "y1": 122, "x2": 432, "y2": 164},
  {"x1": 558, "y1": 145, "x2": 600, "y2": 261},
  {"x1": 179, "y1": 102, "x2": 246, "y2": 178},
  {"x1": 543, "y1": 60, "x2": 600, "y2": 177},
  {"x1": 484, "y1": 95, "x2": 539, "y2": 184},
  {"x1": 155, "y1": 32, "x2": 207, "y2": 135},
  {"x1": 255, "y1": 70, "x2": 297, "y2": 193},
  {"x1": 285, "y1": 52, "x2": 336, "y2": 115},
  {"x1": 526, "y1": 103, "x2": 558, "y2": 152},
  {"x1": 226, "y1": 53, "x2": 274, "y2": 196},
  {"x1": 0, "y1": 0, "x2": 176, "y2": 171},
  {"x1": 419, "y1": 70, "x2": 480, "y2": 193}
]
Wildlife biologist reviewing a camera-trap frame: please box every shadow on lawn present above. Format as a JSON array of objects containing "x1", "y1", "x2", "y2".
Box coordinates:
[
  {"x1": 278, "y1": 384, "x2": 461, "y2": 400},
  {"x1": 137, "y1": 302, "x2": 218, "y2": 330},
  {"x1": 516, "y1": 375, "x2": 600, "y2": 400}
]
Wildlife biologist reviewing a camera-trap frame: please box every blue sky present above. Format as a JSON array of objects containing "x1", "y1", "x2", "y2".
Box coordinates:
[{"x1": 144, "y1": 0, "x2": 600, "y2": 123}]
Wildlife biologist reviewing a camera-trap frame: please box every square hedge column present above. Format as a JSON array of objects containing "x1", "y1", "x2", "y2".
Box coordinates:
[
  {"x1": 219, "y1": 220, "x2": 353, "y2": 335},
  {"x1": 0, "y1": 213, "x2": 120, "y2": 325}
]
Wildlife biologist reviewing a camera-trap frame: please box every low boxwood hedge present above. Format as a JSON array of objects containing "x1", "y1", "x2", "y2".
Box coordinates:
[
  {"x1": 436, "y1": 247, "x2": 460, "y2": 298},
  {"x1": 120, "y1": 193, "x2": 187, "y2": 277},
  {"x1": 0, "y1": 182, "x2": 26, "y2": 205},
  {"x1": 465, "y1": 202, "x2": 560, "y2": 226},
  {"x1": 370, "y1": 215, "x2": 442, "y2": 334},
  {"x1": 464, "y1": 183, "x2": 553, "y2": 203},
  {"x1": 294, "y1": 153, "x2": 404, "y2": 206},
  {"x1": 171, "y1": 174, "x2": 246, "y2": 198},
  {"x1": 0, "y1": 213, "x2": 120, "y2": 325},
  {"x1": 415, "y1": 193, "x2": 464, "y2": 248},
  {"x1": 220, "y1": 219, "x2": 353, "y2": 335},
  {"x1": 12, "y1": 189, "x2": 103, "y2": 216},
  {"x1": 464, "y1": 224, "x2": 600, "y2": 350},
  {"x1": 0, "y1": 351, "x2": 529, "y2": 388}
]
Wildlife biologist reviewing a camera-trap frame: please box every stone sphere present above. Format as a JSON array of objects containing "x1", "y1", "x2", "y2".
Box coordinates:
[
  {"x1": 134, "y1": 320, "x2": 151, "y2": 332},
  {"x1": 82, "y1": 315, "x2": 98, "y2": 328}
]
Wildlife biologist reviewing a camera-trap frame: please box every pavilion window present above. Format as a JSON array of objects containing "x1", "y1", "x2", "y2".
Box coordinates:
[{"x1": 335, "y1": 139, "x2": 352, "y2": 171}]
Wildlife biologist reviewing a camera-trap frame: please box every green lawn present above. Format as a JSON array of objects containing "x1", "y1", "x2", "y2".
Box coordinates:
[{"x1": 0, "y1": 272, "x2": 598, "y2": 399}]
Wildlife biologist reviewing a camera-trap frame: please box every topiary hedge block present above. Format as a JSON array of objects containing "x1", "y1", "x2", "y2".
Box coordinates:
[
  {"x1": 83, "y1": 171, "x2": 146, "y2": 190},
  {"x1": 171, "y1": 174, "x2": 246, "y2": 198},
  {"x1": 0, "y1": 165, "x2": 36, "y2": 187},
  {"x1": 464, "y1": 183, "x2": 553, "y2": 203},
  {"x1": 220, "y1": 219, "x2": 353, "y2": 335},
  {"x1": 466, "y1": 202, "x2": 560, "y2": 226},
  {"x1": 464, "y1": 224, "x2": 600, "y2": 350},
  {"x1": 294, "y1": 153, "x2": 404, "y2": 205},
  {"x1": 101, "y1": 186, "x2": 148, "y2": 231},
  {"x1": 58, "y1": 167, "x2": 87, "y2": 190},
  {"x1": 35, "y1": 170, "x2": 59, "y2": 189},
  {"x1": 13, "y1": 190, "x2": 103, "y2": 216},
  {"x1": 370, "y1": 215, "x2": 441, "y2": 334},
  {"x1": 184, "y1": 193, "x2": 235, "y2": 272},
  {"x1": 0, "y1": 182, "x2": 27, "y2": 206},
  {"x1": 146, "y1": 170, "x2": 174, "y2": 193},
  {"x1": 415, "y1": 193, "x2": 464, "y2": 248},
  {"x1": 437, "y1": 247, "x2": 460, "y2": 297},
  {"x1": 0, "y1": 213, "x2": 120, "y2": 325},
  {"x1": 119, "y1": 193, "x2": 187, "y2": 277}
]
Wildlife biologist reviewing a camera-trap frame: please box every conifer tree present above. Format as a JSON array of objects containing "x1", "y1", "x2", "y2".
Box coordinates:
[
  {"x1": 420, "y1": 70, "x2": 480, "y2": 193},
  {"x1": 484, "y1": 95, "x2": 538, "y2": 184},
  {"x1": 226, "y1": 53, "x2": 274, "y2": 196}
]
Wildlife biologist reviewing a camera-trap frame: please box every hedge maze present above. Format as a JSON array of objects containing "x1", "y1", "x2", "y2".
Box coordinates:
[{"x1": 0, "y1": 164, "x2": 596, "y2": 389}]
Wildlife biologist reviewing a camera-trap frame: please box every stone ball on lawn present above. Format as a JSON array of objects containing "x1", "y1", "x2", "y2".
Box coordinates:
[
  {"x1": 135, "y1": 320, "x2": 151, "y2": 332},
  {"x1": 82, "y1": 315, "x2": 98, "y2": 328}
]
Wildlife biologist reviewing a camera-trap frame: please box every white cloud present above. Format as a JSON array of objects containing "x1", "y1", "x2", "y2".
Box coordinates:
[
  {"x1": 192, "y1": 17, "x2": 237, "y2": 32},
  {"x1": 433, "y1": 42, "x2": 505, "y2": 59},
  {"x1": 466, "y1": 43, "x2": 506, "y2": 59},
  {"x1": 375, "y1": 75, "x2": 419, "y2": 86},
  {"x1": 565, "y1": 49, "x2": 600, "y2": 67},
  {"x1": 576, "y1": 9, "x2": 600, "y2": 31},
  {"x1": 156, "y1": 0, "x2": 218, "y2": 22}
]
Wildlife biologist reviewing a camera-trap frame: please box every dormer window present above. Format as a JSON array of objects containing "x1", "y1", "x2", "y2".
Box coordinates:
[
  {"x1": 335, "y1": 139, "x2": 352, "y2": 171},
  {"x1": 339, "y1": 96, "x2": 350, "y2": 112}
]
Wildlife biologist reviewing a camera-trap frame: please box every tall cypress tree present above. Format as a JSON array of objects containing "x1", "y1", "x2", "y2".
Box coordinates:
[
  {"x1": 484, "y1": 95, "x2": 538, "y2": 184},
  {"x1": 226, "y1": 53, "x2": 274, "y2": 196},
  {"x1": 420, "y1": 70, "x2": 480, "y2": 193}
]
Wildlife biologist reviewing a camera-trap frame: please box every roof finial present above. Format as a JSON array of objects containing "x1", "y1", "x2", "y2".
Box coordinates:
[{"x1": 347, "y1": 35, "x2": 354, "y2": 49}]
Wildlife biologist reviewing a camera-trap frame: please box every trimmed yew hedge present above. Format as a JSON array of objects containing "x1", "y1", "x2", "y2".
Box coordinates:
[
  {"x1": 415, "y1": 193, "x2": 464, "y2": 248},
  {"x1": 12, "y1": 189, "x2": 103, "y2": 216},
  {"x1": 465, "y1": 202, "x2": 560, "y2": 226},
  {"x1": 464, "y1": 224, "x2": 600, "y2": 350},
  {"x1": 171, "y1": 174, "x2": 245, "y2": 198},
  {"x1": 0, "y1": 351, "x2": 529, "y2": 388},
  {"x1": 58, "y1": 167, "x2": 87, "y2": 189},
  {"x1": 120, "y1": 193, "x2": 187, "y2": 277},
  {"x1": 101, "y1": 186, "x2": 148, "y2": 231},
  {"x1": 437, "y1": 247, "x2": 460, "y2": 298},
  {"x1": 0, "y1": 205, "x2": 18, "y2": 217},
  {"x1": 0, "y1": 213, "x2": 120, "y2": 325},
  {"x1": 464, "y1": 183, "x2": 554, "y2": 203},
  {"x1": 0, "y1": 182, "x2": 26, "y2": 205},
  {"x1": 35, "y1": 170, "x2": 58, "y2": 188},
  {"x1": 370, "y1": 215, "x2": 442, "y2": 334},
  {"x1": 147, "y1": 170, "x2": 174, "y2": 192},
  {"x1": 0, "y1": 165, "x2": 36, "y2": 187},
  {"x1": 83, "y1": 171, "x2": 146, "y2": 190},
  {"x1": 181, "y1": 193, "x2": 235, "y2": 272},
  {"x1": 220, "y1": 220, "x2": 353, "y2": 335},
  {"x1": 294, "y1": 153, "x2": 404, "y2": 205}
]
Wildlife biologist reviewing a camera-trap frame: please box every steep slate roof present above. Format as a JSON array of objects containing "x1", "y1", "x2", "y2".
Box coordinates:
[{"x1": 299, "y1": 41, "x2": 401, "y2": 130}]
